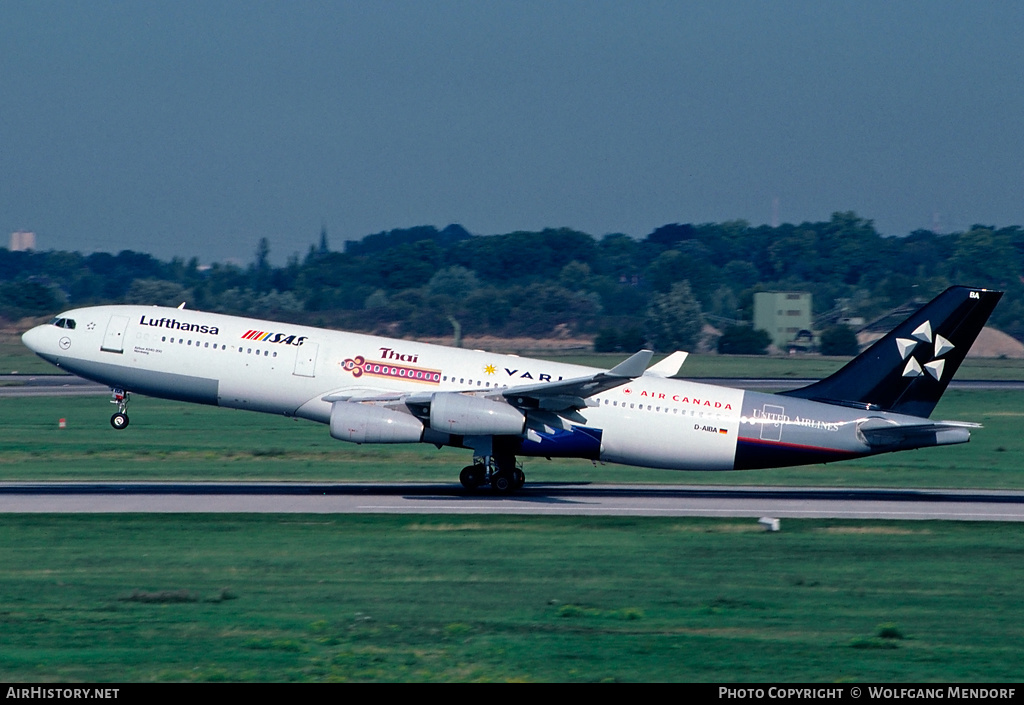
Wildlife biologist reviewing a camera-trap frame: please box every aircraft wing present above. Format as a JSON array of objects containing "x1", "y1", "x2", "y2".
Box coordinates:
[
  {"x1": 643, "y1": 351, "x2": 688, "y2": 378},
  {"x1": 322, "y1": 349, "x2": 655, "y2": 416},
  {"x1": 321, "y1": 390, "x2": 407, "y2": 403},
  {"x1": 497, "y1": 349, "x2": 653, "y2": 413}
]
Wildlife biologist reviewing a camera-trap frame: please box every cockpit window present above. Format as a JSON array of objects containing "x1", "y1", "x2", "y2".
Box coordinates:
[{"x1": 49, "y1": 318, "x2": 76, "y2": 329}]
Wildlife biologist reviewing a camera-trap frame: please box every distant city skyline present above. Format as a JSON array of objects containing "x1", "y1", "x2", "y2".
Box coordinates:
[{"x1": 3, "y1": 1, "x2": 1022, "y2": 264}]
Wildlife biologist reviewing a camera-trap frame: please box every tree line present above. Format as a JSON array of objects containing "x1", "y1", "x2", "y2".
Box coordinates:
[{"x1": 2, "y1": 213, "x2": 1021, "y2": 352}]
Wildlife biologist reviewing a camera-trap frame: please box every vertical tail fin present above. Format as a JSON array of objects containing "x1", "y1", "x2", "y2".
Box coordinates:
[{"x1": 781, "y1": 286, "x2": 1002, "y2": 417}]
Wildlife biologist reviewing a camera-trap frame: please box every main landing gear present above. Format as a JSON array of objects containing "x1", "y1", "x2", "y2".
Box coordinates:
[
  {"x1": 459, "y1": 454, "x2": 526, "y2": 494},
  {"x1": 110, "y1": 388, "x2": 130, "y2": 430}
]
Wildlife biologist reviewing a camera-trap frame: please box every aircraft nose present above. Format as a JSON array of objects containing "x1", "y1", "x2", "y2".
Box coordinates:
[{"x1": 22, "y1": 325, "x2": 49, "y2": 354}]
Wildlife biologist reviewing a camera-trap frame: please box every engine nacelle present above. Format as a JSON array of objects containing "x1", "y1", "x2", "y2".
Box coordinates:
[
  {"x1": 429, "y1": 393, "x2": 526, "y2": 436},
  {"x1": 330, "y1": 401, "x2": 424, "y2": 444}
]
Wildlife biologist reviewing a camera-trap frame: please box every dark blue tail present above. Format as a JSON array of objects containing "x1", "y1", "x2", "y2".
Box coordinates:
[{"x1": 782, "y1": 286, "x2": 1002, "y2": 417}]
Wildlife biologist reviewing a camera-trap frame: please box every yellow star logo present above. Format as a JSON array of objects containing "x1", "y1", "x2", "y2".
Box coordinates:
[{"x1": 484, "y1": 364, "x2": 496, "y2": 375}]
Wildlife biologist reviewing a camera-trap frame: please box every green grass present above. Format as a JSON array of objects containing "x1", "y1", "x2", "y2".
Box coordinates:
[
  {"x1": 1, "y1": 514, "x2": 1022, "y2": 682},
  {"x1": 0, "y1": 334, "x2": 54, "y2": 375},
  {"x1": 2, "y1": 365, "x2": 1023, "y2": 682},
  {"x1": 1, "y1": 390, "x2": 1022, "y2": 489}
]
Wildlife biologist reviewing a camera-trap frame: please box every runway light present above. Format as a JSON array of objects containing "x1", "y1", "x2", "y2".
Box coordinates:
[
  {"x1": 58, "y1": 418, "x2": 66, "y2": 429},
  {"x1": 758, "y1": 516, "x2": 780, "y2": 532}
]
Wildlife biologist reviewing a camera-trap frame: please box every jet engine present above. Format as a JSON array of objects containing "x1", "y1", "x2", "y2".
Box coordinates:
[
  {"x1": 330, "y1": 401, "x2": 424, "y2": 443},
  {"x1": 428, "y1": 393, "x2": 526, "y2": 436}
]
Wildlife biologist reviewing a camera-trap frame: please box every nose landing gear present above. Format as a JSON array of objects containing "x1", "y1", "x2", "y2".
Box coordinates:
[{"x1": 110, "y1": 388, "x2": 130, "y2": 430}]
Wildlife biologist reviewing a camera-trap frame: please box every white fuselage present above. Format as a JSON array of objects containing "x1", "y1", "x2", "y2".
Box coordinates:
[{"x1": 23, "y1": 305, "x2": 756, "y2": 471}]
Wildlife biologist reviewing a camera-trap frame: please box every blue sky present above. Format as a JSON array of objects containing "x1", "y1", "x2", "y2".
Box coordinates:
[{"x1": 2, "y1": 1, "x2": 1022, "y2": 263}]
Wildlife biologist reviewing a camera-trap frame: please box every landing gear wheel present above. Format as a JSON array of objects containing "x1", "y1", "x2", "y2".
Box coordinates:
[
  {"x1": 460, "y1": 465, "x2": 485, "y2": 490},
  {"x1": 109, "y1": 388, "x2": 131, "y2": 430},
  {"x1": 512, "y1": 468, "x2": 526, "y2": 490},
  {"x1": 492, "y1": 472, "x2": 515, "y2": 494}
]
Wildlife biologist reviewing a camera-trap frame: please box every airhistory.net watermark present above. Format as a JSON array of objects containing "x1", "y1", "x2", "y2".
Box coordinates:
[{"x1": 6, "y1": 689, "x2": 119, "y2": 700}]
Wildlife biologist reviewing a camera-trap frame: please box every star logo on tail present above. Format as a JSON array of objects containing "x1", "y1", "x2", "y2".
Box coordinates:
[{"x1": 896, "y1": 321, "x2": 954, "y2": 381}]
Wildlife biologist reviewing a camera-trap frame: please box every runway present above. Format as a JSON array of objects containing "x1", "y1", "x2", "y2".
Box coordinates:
[
  {"x1": 4, "y1": 375, "x2": 1022, "y2": 520},
  {"x1": 0, "y1": 374, "x2": 108, "y2": 397},
  {"x1": 2, "y1": 482, "x2": 1023, "y2": 521}
]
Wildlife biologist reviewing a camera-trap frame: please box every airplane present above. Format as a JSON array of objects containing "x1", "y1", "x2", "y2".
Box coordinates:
[{"x1": 21, "y1": 285, "x2": 1001, "y2": 492}]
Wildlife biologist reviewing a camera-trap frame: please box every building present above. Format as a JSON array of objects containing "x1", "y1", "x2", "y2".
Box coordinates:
[
  {"x1": 753, "y1": 291, "x2": 813, "y2": 350},
  {"x1": 10, "y1": 231, "x2": 36, "y2": 251}
]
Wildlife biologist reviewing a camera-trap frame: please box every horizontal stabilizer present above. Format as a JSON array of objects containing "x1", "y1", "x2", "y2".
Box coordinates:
[{"x1": 857, "y1": 417, "x2": 978, "y2": 450}]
